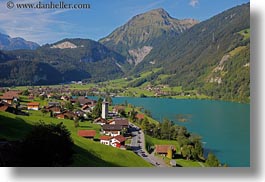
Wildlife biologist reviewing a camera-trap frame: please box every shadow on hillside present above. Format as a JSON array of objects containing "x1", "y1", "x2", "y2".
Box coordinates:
[
  {"x1": 0, "y1": 113, "x2": 33, "y2": 140},
  {"x1": 71, "y1": 145, "x2": 122, "y2": 167},
  {"x1": 0, "y1": 113, "x2": 34, "y2": 166}
]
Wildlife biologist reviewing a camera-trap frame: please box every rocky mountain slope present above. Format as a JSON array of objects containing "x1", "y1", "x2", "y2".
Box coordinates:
[
  {"x1": 100, "y1": 8, "x2": 198, "y2": 65},
  {"x1": 0, "y1": 33, "x2": 39, "y2": 51}
]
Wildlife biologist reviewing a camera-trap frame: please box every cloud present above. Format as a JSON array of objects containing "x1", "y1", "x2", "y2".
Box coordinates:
[
  {"x1": 189, "y1": 0, "x2": 199, "y2": 8},
  {"x1": 0, "y1": 0, "x2": 73, "y2": 44}
]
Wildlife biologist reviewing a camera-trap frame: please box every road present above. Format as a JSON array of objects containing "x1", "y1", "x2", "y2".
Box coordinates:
[{"x1": 129, "y1": 123, "x2": 168, "y2": 167}]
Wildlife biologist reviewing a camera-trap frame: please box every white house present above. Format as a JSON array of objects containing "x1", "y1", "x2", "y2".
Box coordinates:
[{"x1": 100, "y1": 136, "x2": 112, "y2": 145}]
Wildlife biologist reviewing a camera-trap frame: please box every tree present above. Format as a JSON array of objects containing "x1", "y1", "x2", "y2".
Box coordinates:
[
  {"x1": 74, "y1": 101, "x2": 81, "y2": 108},
  {"x1": 74, "y1": 117, "x2": 79, "y2": 128},
  {"x1": 181, "y1": 145, "x2": 192, "y2": 160},
  {"x1": 18, "y1": 122, "x2": 74, "y2": 166},
  {"x1": 39, "y1": 95, "x2": 45, "y2": 100},
  {"x1": 206, "y1": 152, "x2": 220, "y2": 167},
  {"x1": 161, "y1": 118, "x2": 172, "y2": 140},
  {"x1": 22, "y1": 89, "x2": 29, "y2": 96},
  {"x1": 65, "y1": 101, "x2": 73, "y2": 110},
  {"x1": 92, "y1": 97, "x2": 103, "y2": 119},
  {"x1": 106, "y1": 96, "x2": 112, "y2": 105}
]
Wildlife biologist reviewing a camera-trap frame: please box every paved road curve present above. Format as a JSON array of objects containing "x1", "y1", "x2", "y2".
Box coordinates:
[{"x1": 129, "y1": 123, "x2": 168, "y2": 167}]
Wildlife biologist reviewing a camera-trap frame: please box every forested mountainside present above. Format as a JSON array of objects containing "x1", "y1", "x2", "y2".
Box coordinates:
[{"x1": 130, "y1": 3, "x2": 250, "y2": 102}]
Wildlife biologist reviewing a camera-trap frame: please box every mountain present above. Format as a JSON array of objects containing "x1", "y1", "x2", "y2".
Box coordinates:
[
  {"x1": 132, "y1": 3, "x2": 250, "y2": 102},
  {"x1": 0, "y1": 38, "x2": 128, "y2": 86},
  {"x1": 100, "y1": 8, "x2": 198, "y2": 65},
  {"x1": 0, "y1": 33, "x2": 40, "y2": 51},
  {"x1": 0, "y1": 60, "x2": 62, "y2": 86}
]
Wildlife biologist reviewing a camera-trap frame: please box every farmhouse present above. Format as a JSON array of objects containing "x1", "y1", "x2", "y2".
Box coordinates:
[
  {"x1": 100, "y1": 135, "x2": 126, "y2": 148},
  {"x1": 110, "y1": 135, "x2": 126, "y2": 148},
  {"x1": 0, "y1": 96, "x2": 15, "y2": 105},
  {"x1": 27, "y1": 102, "x2": 40, "y2": 110},
  {"x1": 100, "y1": 135, "x2": 112, "y2": 145},
  {"x1": 136, "y1": 113, "x2": 145, "y2": 120},
  {"x1": 55, "y1": 111, "x2": 77, "y2": 120},
  {"x1": 102, "y1": 124, "x2": 122, "y2": 137},
  {"x1": 44, "y1": 105, "x2": 61, "y2": 114},
  {"x1": 0, "y1": 101, "x2": 16, "y2": 114},
  {"x1": 155, "y1": 145, "x2": 176, "y2": 156},
  {"x1": 93, "y1": 117, "x2": 109, "y2": 125},
  {"x1": 48, "y1": 102, "x2": 61, "y2": 107},
  {"x1": 112, "y1": 106, "x2": 125, "y2": 114},
  {"x1": 109, "y1": 118, "x2": 129, "y2": 129},
  {"x1": 78, "y1": 130, "x2": 96, "y2": 140}
]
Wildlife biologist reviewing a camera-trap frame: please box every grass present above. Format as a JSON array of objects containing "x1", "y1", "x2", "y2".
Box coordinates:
[
  {"x1": 175, "y1": 159, "x2": 208, "y2": 167},
  {"x1": 229, "y1": 46, "x2": 247, "y2": 57},
  {"x1": 238, "y1": 28, "x2": 250, "y2": 41},
  {"x1": 145, "y1": 135, "x2": 180, "y2": 153},
  {"x1": 0, "y1": 111, "x2": 152, "y2": 167}
]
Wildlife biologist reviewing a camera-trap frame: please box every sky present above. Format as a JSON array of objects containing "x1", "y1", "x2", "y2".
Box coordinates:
[{"x1": 0, "y1": 0, "x2": 250, "y2": 45}]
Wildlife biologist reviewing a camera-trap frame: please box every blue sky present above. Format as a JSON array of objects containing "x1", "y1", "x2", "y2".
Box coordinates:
[{"x1": 0, "y1": 0, "x2": 249, "y2": 44}]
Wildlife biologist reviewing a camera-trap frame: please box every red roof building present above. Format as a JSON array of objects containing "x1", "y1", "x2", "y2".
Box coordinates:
[
  {"x1": 136, "y1": 113, "x2": 145, "y2": 120},
  {"x1": 27, "y1": 102, "x2": 40, "y2": 110},
  {"x1": 155, "y1": 145, "x2": 176, "y2": 155},
  {"x1": 78, "y1": 130, "x2": 96, "y2": 139}
]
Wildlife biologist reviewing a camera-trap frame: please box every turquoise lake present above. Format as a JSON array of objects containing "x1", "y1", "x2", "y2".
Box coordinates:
[{"x1": 110, "y1": 97, "x2": 250, "y2": 167}]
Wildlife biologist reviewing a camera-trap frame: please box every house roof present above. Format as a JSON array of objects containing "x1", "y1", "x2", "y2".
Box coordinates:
[
  {"x1": 102, "y1": 124, "x2": 122, "y2": 131},
  {"x1": 78, "y1": 130, "x2": 96, "y2": 137},
  {"x1": 27, "y1": 102, "x2": 40, "y2": 106},
  {"x1": 0, "y1": 101, "x2": 11, "y2": 107},
  {"x1": 94, "y1": 117, "x2": 108, "y2": 124},
  {"x1": 77, "y1": 98, "x2": 95, "y2": 106},
  {"x1": 136, "y1": 113, "x2": 145, "y2": 120},
  {"x1": 100, "y1": 135, "x2": 112, "y2": 140},
  {"x1": 0, "y1": 96, "x2": 14, "y2": 100},
  {"x1": 0, "y1": 105, "x2": 9, "y2": 111},
  {"x1": 48, "y1": 102, "x2": 60, "y2": 106},
  {"x1": 111, "y1": 118, "x2": 129, "y2": 126},
  {"x1": 155, "y1": 145, "x2": 176, "y2": 154},
  {"x1": 46, "y1": 105, "x2": 61, "y2": 110},
  {"x1": 2, "y1": 91, "x2": 20, "y2": 98},
  {"x1": 113, "y1": 106, "x2": 125, "y2": 111},
  {"x1": 113, "y1": 135, "x2": 126, "y2": 143}
]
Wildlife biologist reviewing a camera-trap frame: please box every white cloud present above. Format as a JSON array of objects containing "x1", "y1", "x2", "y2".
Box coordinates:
[
  {"x1": 189, "y1": 0, "x2": 199, "y2": 8},
  {"x1": 0, "y1": 0, "x2": 72, "y2": 44}
]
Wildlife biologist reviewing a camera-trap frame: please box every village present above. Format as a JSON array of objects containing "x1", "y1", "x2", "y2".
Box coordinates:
[{"x1": 0, "y1": 88, "x2": 180, "y2": 167}]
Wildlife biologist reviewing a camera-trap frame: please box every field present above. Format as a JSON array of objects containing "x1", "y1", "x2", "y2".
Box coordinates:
[{"x1": 0, "y1": 111, "x2": 152, "y2": 167}]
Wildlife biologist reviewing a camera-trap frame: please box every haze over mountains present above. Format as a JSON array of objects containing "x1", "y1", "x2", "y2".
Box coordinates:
[
  {"x1": 0, "y1": 33, "x2": 39, "y2": 51},
  {"x1": 0, "y1": 3, "x2": 250, "y2": 102}
]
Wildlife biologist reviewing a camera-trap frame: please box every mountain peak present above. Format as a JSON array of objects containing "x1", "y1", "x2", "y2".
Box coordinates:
[
  {"x1": 145, "y1": 8, "x2": 169, "y2": 15},
  {"x1": 100, "y1": 8, "x2": 198, "y2": 65},
  {"x1": 0, "y1": 32, "x2": 39, "y2": 51}
]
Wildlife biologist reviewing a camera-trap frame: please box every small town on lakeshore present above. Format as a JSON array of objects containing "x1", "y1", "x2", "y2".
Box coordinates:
[{"x1": 0, "y1": 85, "x2": 222, "y2": 167}]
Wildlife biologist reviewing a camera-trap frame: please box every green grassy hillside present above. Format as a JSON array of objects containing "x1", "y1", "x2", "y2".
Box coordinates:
[{"x1": 0, "y1": 111, "x2": 152, "y2": 167}]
